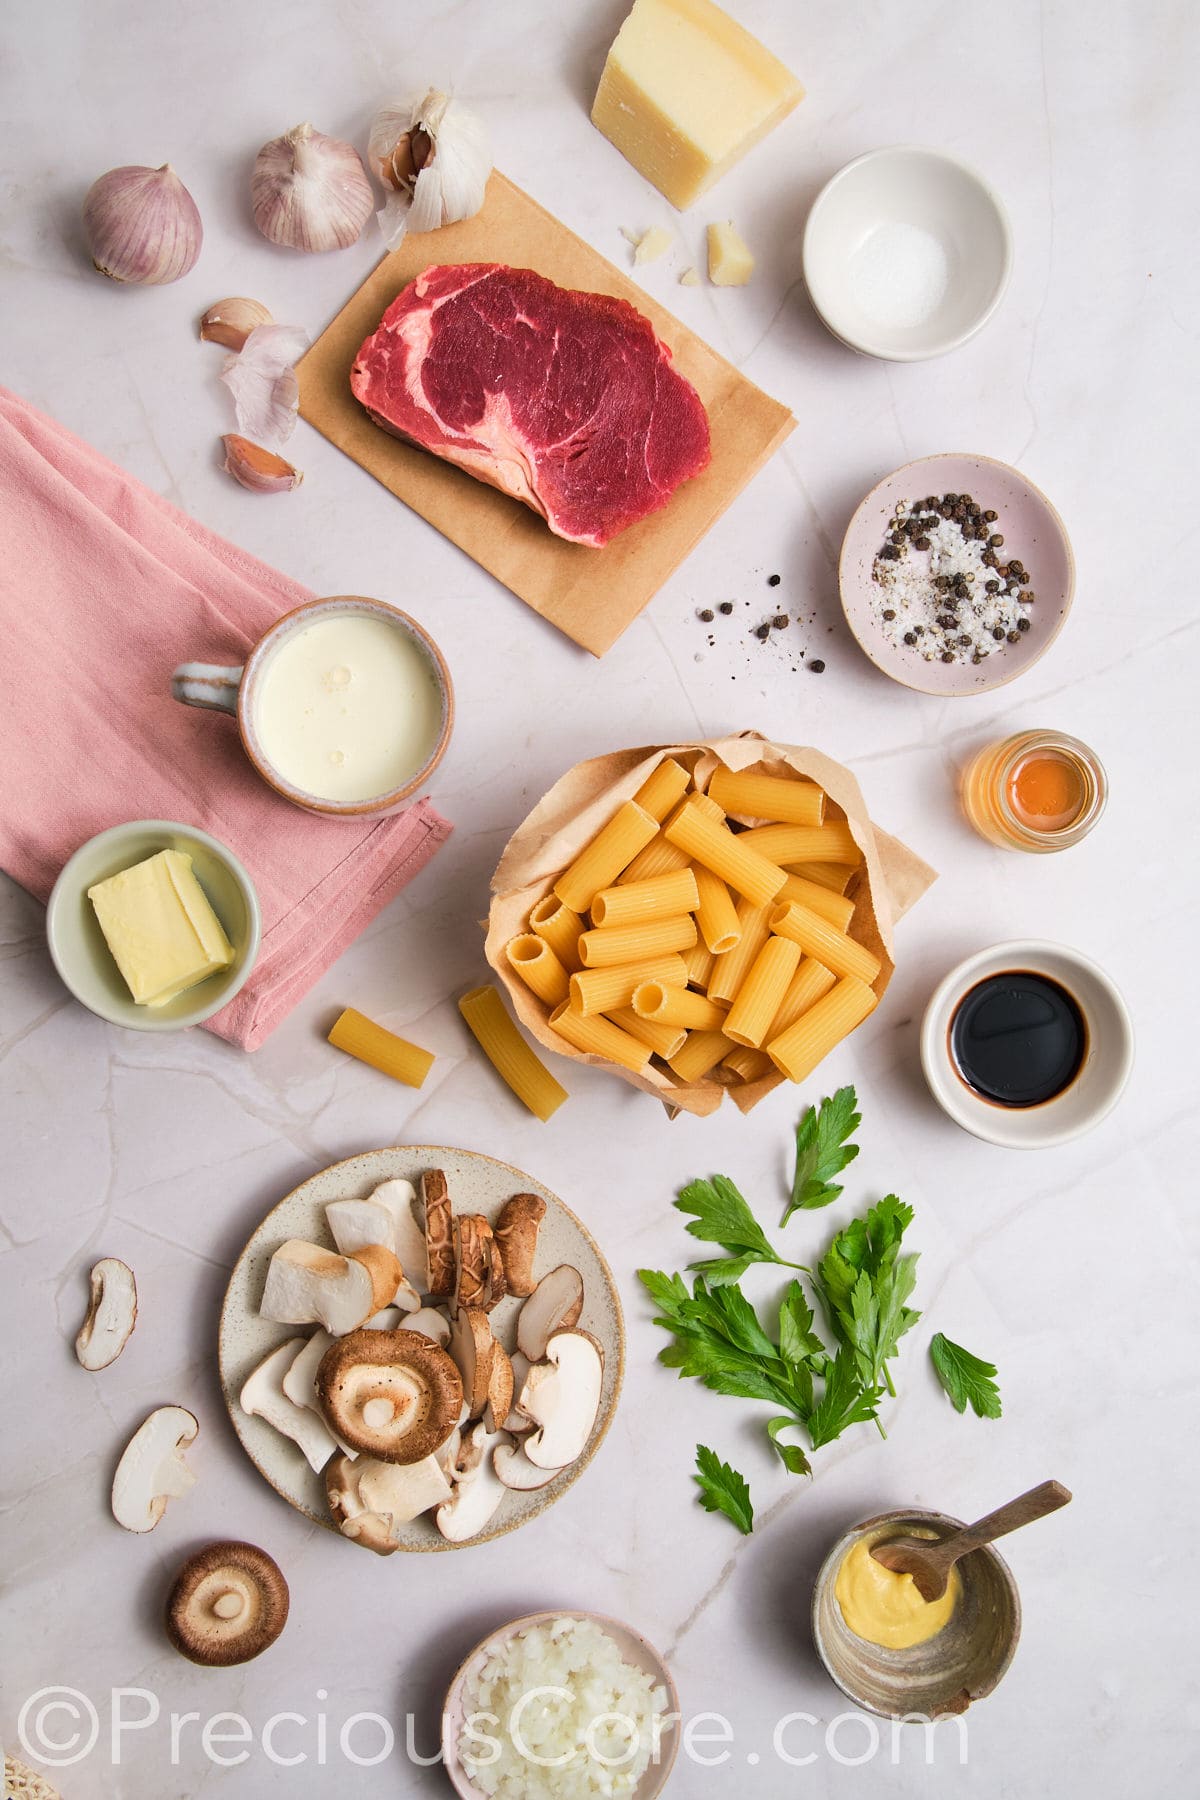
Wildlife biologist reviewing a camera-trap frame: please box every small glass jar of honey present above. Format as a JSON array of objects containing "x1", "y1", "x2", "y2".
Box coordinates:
[{"x1": 961, "y1": 730, "x2": 1107, "y2": 852}]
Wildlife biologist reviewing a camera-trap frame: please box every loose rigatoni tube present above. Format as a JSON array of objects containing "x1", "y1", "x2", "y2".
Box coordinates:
[
  {"x1": 767, "y1": 976, "x2": 878, "y2": 1083},
  {"x1": 737, "y1": 821, "x2": 861, "y2": 866},
  {"x1": 458, "y1": 986, "x2": 568, "y2": 1121},
  {"x1": 553, "y1": 801, "x2": 658, "y2": 912},
  {"x1": 778, "y1": 873, "x2": 855, "y2": 932},
  {"x1": 619, "y1": 792, "x2": 722, "y2": 884},
  {"x1": 590, "y1": 868, "x2": 699, "y2": 928},
  {"x1": 528, "y1": 894, "x2": 585, "y2": 973},
  {"x1": 708, "y1": 767, "x2": 826, "y2": 828},
  {"x1": 505, "y1": 934, "x2": 570, "y2": 1007},
  {"x1": 708, "y1": 899, "x2": 771, "y2": 1005},
  {"x1": 723, "y1": 936, "x2": 801, "y2": 1047},
  {"x1": 692, "y1": 864, "x2": 741, "y2": 953},
  {"x1": 768, "y1": 901, "x2": 882, "y2": 986},
  {"x1": 664, "y1": 801, "x2": 788, "y2": 908},
  {"x1": 578, "y1": 915, "x2": 697, "y2": 967},
  {"x1": 633, "y1": 757, "x2": 692, "y2": 821},
  {"x1": 632, "y1": 982, "x2": 729, "y2": 1031},
  {"x1": 767, "y1": 957, "x2": 837, "y2": 1040},
  {"x1": 607, "y1": 1007, "x2": 687, "y2": 1061},
  {"x1": 568, "y1": 954, "x2": 689, "y2": 1017},
  {"x1": 549, "y1": 1002, "x2": 652, "y2": 1074},
  {"x1": 328, "y1": 1008, "x2": 435, "y2": 1088},
  {"x1": 667, "y1": 1029, "x2": 738, "y2": 1084}
]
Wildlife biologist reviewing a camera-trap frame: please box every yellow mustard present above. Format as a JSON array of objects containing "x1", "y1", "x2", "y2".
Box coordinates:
[{"x1": 834, "y1": 1536, "x2": 959, "y2": 1650}]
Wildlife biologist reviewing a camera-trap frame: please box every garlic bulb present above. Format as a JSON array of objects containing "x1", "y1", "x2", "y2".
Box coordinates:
[
  {"x1": 83, "y1": 165, "x2": 202, "y2": 285},
  {"x1": 219, "y1": 323, "x2": 309, "y2": 447},
  {"x1": 200, "y1": 297, "x2": 273, "y2": 350},
  {"x1": 251, "y1": 123, "x2": 372, "y2": 253},
  {"x1": 368, "y1": 89, "x2": 491, "y2": 251},
  {"x1": 222, "y1": 435, "x2": 303, "y2": 493}
]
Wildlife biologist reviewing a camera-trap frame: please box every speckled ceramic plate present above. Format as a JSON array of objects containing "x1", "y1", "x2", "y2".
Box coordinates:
[
  {"x1": 840, "y1": 453, "x2": 1074, "y2": 695},
  {"x1": 218, "y1": 1147, "x2": 624, "y2": 1552}
]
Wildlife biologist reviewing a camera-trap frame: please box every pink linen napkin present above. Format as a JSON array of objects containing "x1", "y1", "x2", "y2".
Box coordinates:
[{"x1": 0, "y1": 387, "x2": 452, "y2": 1050}]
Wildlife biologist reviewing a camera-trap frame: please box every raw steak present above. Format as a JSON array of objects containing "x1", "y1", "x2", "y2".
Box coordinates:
[{"x1": 350, "y1": 263, "x2": 711, "y2": 548}]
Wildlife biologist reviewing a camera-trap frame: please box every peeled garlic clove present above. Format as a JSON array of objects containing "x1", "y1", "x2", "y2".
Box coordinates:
[
  {"x1": 200, "y1": 297, "x2": 273, "y2": 350},
  {"x1": 368, "y1": 90, "x2": 491, "y2": 252},
  {"x1": 83, "y1": 164, "x2": 202, "y2": 285},
  {"x1": 222, "y1": 435, "x2": 303, "y2": 493},
  {"x1": 220, "y1": 323, "x2": 309, "y2": 447},
  {"x1": 251, "y1": 122, "x2": 372, "y2": 254}
]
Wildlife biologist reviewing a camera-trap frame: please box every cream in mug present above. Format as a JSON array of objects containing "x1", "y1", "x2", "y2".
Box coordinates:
[{"x1": 253, "y1": 613, "x2": 442, "y2": 803}]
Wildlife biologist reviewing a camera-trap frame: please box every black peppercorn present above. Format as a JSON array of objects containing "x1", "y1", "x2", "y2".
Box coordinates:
[
  {"x1": 767, "y1": 573, "x2": 781, "y2": 587},
  {"x1": 718, "y1": 601, "x2": 733, "y2": 615},
  {"x1": 984, "y1": 509, "x2": 998, "y2": 522},
  {"x1": 698, "y1": 608, "x2": 714, "y2": 622},
  {"x1": 988, "y1": 533, "x2": 1004, "y2": 548},
  {"x1": 941, "y1": 650, "x2": 955, "y2": 663},
  {"x1": 985, "y1": 580, "x2": 999, "y2": 593},
  {"x1": 808, "y1": 659, "x2": 825, "y2": 673},
  {"x1": 1006, "y1": 630, "x2": 1021, "y2": 643},
  {"x1": 879, "y1": 545, "x2": 900, "y2": 561},
  {"x1": 1022, "y1": 591, "x2": 1036, "y2": 604},
  {"x1": 982, "y1": 550, "x2": 997, "y2": 567},
  {"x1": 904, "y1": 631, "x2": 917, "y2": 645},
  {"x1": 992, "y1": 626, "x2": 1005, "y2": 640},
  {"x1": 913, "y1": 535, "x2": 931, "y2": 551},
  {"x1": 882, "y1": 609, "x2": 896, "y2": 621},
  {"x1": 1017, "y1": 617, "x2": 1031, "y2": 632},
  {"x1": 754, "y1": 623, "x2": 771, "y2": 641}
]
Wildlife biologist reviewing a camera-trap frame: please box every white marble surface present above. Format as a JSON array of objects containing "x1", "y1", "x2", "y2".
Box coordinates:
[{"x1": 2, "y1": 1, "x2": 1196, "y2": 1794}]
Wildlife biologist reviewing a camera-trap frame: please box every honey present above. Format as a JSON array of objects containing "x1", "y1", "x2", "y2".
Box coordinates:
[{"x1": 961, "y1": 730, "x2": 1106, "y2": 853}]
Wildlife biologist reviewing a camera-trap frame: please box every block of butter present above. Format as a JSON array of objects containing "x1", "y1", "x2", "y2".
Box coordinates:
[
  {"x1": 88, "y1": 849, "x2": 234, "y2": 1007},
  {"x1": 592, "y1": 0, "x2": 804, "y2": 210}
]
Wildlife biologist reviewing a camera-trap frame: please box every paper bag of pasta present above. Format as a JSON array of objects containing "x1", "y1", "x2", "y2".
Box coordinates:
[{"x1": 485, "y1": 733, "x2": 936, "y2": 1117}]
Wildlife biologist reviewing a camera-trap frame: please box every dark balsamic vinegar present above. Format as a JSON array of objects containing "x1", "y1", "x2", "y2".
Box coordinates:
[{"x1": 949, "y1": 971, "x2": 1086, "y2": 1107}]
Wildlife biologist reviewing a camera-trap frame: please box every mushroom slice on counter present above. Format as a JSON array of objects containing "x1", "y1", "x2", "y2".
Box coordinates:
[
  {"x1": 315, "y1": 1328, "x2": 462, "y2": 1463},
  {"x1": 111, "y1": 1405, "x2": 199, "y2": 1533},
  {"x1": 165, "y1": 1541, "x2": 289, "y2": 1665},
  {"x1": 483, "y1": 1343, "x2": 514, "y2": 1434},
  {"x1": 516, "y1": 1264, "x2": 584, "y2": 1362},
  {"x1": 402, "y1": 1306, "x2": 452, "y2": 1346},
  {"x1": 369, "y1": 1177, "x2": 430, "y2": 1293},
  {"x1": 326, "y1": 1450, "x2": 452, "y2": 1553},
  {"x1": 502, "y1": 1351, "x2": 535, "y2": 1433},
  {"x1": 435, "y1": 1422, "x2": 508, "y2": 1543},
  {"x1": 241, "y1": 1339, "x2": 341, "y2": 1473},
  {"x1": 493, "y1": 1437, "x2": 559, "y2": 1492},
  {"x1": 75, "y1": 1256, "x2": 138, "y2": 1371},
  {"x1": 447, "y1": 1305, "x2": 495, "y2": 1418},
  {"x1": 455, "y1": 1214, "x2": 491, "y2": 1310},
  {"x1": 325, "y1": 1198, "x2": 395, "y2": 1257},
  {"x1": 420, "y1": 1169, "x2": 455, "y2": 1297},
  {"x1": 260, "y1": 1241, "x2": 375, "y2": 1335},
  {"x1": 519, "y1": 1330, "x2": 604, "y2": 1470},
  {"x1": 495, "y1": 1193, "x2": 546, "y2": 1296},
  {"x1": 349, "y1": 1244, "x2": 404, "y2": 1315}
]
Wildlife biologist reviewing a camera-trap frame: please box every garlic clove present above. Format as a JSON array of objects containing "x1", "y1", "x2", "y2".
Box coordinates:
[
  {"x1": 219, "y1": 323, "x2": 309, "y2": 448},
  {"x1": 200, "y1": 297, "x2": 273, "y2": 350},
  {"x1": 83, "y1": 164, "x2": 202, "y2": 286},
  {"x1": 221, "y1": 435, "x2": 303, "y2": 493},
  {"x1": 368, "y1": 90, "x2": 491, "y2": 252},
  {"x1": 251, "y1": 122, "x2": 372, "y2": 254}
]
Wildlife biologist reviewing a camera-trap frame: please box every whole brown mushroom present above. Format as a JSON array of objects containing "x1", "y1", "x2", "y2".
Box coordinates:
[{"x1": 165, "y1": 1541, "x2": 289, "y2": 1666}]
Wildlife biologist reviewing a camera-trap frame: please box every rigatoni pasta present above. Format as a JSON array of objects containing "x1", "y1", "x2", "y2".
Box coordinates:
[
  {"x1": 459, "y1": 985, "x2": 568, "y2": 1120},
  {"x1": 618, "y1": 792, "x2": 723, "y2": 884},
  {"x1": 528, "y1": 894, "x2": 586, "y2": 973},
  {"x1": 767, "y1": 975, "x2": 878, "y2": 1083},
  {"x1": 768, "y1": 900, "x2": 882, "y2": 986},
  {"x1": 708, "y1": 767, "x2": 826, "y2": 828},
  {"x1": 778, "y1": 872, "x2": 855, "y2": 931},
  {"x1": 722, "y1": 1045, "x2": 774, "y2": 1083},
  {"x1": 633, "y1": 756, "x2": 691, "y2": 821},
  {"x1": 607, "y1": 1006, "x2": 688, "y2": 1061},
  {"x1": 549, "y1": 1002, "x2": 652, "y2": 1074},
  {"x1": 505, "y1": 934, "x2": 570, "y2": 1008},
  {"x1": 768, "y1": 957, "x2": 837, "y2": 1040},
  {"x1": 664, "y1": 800, "x2": 788, "y2": 908},
  {"x1": 737, "y1": 821, "x2": 861, "y2": 867},
  {"x1": 590, "y1": 868, "x2": 699, "y2": 928},
  {"x1": 568, "y1": 954, "x2": 689, "y2": 1018},
  {"x1": 553, "y1": 800, "x2": 658, "y2": 912},
  {"x1": 692, "y1": 864, "x2": 741, "y2": 954},
  {"x1": 328, "y1": 1008, "x2": 435, "y2": 1089},
  {"x1": 632, "y1": 982, "x2": 729, "y2": 1031},
  {"x1": 723, "y1": 935, "x2": 801, "y2": 1048},
  {"x1": 578, "y1": 915, "x2": 697, "y2": 967},
  {"x1": 668, "y1": 1028, "x2": 738, "y2": 1083},
  {"x1": 708, "y1": 898, "x2": 771, "y2": 1005}
]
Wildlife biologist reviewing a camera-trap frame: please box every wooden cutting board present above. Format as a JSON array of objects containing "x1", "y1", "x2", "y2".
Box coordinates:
[{"x1": 297, "y1": 172, "x2": 795, "y2": 657}]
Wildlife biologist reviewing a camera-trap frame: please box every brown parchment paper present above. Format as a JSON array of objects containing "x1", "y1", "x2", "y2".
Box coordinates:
[
  {"x1": 486, "y1": 734, "x2": 937, "y2": 1117},
  {"x1": 296, "y1": 173, "x2": 795, "y2": 657}
]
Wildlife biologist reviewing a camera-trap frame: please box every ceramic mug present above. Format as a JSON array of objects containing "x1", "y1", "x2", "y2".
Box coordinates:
[{"x1": 172, "y1": 596, "x2": 453, "y2": 818}]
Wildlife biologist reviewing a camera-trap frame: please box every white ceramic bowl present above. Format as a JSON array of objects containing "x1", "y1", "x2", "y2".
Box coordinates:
[
  {"x1": 920, "y1": 941, "x2": 1133, "y2": 1148},
  {"x1": 803, "y1": 146, "x2": 1012, "y2": 360}
]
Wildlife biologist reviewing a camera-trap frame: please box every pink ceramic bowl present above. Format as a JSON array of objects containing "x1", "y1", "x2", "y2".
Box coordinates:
[{"x1": 839, "y1": 454, "x2": 1075, "y2": 695}]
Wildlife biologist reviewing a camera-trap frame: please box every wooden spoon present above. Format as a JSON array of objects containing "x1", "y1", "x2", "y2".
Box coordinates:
[{"x1": 870, "y1": 1480, "x2": 1072, "y2": 1602}]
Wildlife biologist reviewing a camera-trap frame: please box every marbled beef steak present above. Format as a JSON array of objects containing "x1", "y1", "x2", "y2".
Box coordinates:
[{"x1": 350, "y1": 263, "x2": 711, "y2": 548}]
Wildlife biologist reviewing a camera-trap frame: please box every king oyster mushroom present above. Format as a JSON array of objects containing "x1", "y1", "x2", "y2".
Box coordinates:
[
  {"x1": 516, "y1": 1264, "x2": 584, "y2": 1361},
  {"x1": 75, "y1": 1257, "x2": 138, "y2": 1371},
  {"x1": 447, "y1": 1305, "x2": 495, "y2": 1418},
  {"x1": 165, "y1": 1541, "x2": 289, "y2": 1665},
  {"x1": 326, "y1": 1450, "x2": 452, "y2": 1553},
  {"x1": 112, "y1": 1405, "x2": 199, "y2": 1533},
  {"x1": 495, "y1": 1194, "x2": 545, "y2": 1296},
  {"x1": 519, "y1": 1330, "x2": 604, "y2": 1470},
  {"x1": 260, "y1": 1241, "x2": 375, "y2": 1335},
  {"x1": 402, "y1": 1306, "x2": 452, "y2": 1346},
  {"x1": 420, "y1": 1169, "x2": 455, "y2": 1297},
  {"x1": 280, "y1": 1332, "x2": 357, "y2": 1457},
  {"x1": 368, "y1": 1177, "x2": 431, "y2": 1292},
  {"x1": 348, "y1": 1244, "x2": 405, "y2": 1314},
  {"x1": 326, "y1": 1200, "x2": 421, "y2": 1310},
  {"x1": 240, "y1": 1338, "x2": 341, "y2": 1472},
  {"x1": 315, "y1": 1328, "x2": 462, "y2": 1463},
  {"x1": 435, "y1": 1421, "x2": 507, "y2": 1543}
]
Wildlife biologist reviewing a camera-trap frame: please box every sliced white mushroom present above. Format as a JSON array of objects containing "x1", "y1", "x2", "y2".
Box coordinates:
[
  {"x1": 348, "y1": 1244, "x2": 404, "y2": 1314},
  {"x1": 516, "y1": 1264, "x2": 584, "y2": 1362},
  {"x1": 436, "y1": 1424, "x2": 463, "y2": 1481},
  {"x1": 369, "y1": 1178, "x2": 430, "y2": 1293},
  {"x1": 111, "y1": 1405, "x2": 198, "y2": 1533},
  {"x1": 240, "y1": 1339, "x2": 340, "y2": 1473},
  {"x1": 520, "y1": 1330, "x2": 604, "y2": 1471},
  {"x1": 281, "y1": 1332, "x2": 358, "y2": 1457},
  {"x1": 75, "y1": 1257, "x2": 138, "y2": 1371},
  {"x1": 402, "y1": 1307, "x2": 452, "y2": 1346},
  {"x1": 326, "y1": 1449, "x2": 451, "y2": 1554},
  {"x1": 363, "y1": 1305, "x2": 403, "y2": 1331},
  {"x1": 435, "y1": 1422, "x2": 508, "y2": 1543},
  {"x1": 260, "y1": 1241, "x2": 374, "y2": 1335},
  {"x1": 494, "y1": 1436, "x2": 560, "y2": 1491},
  {"x1": 502, "y1": 1352, "x2": 535, "y2": 1433},
  {"x1": 447, "y1": 1305, "x2": 495, "y2": 1418},
  {"x1": 325, "y1": 1199, "x2": 396, "y2": 1258}
]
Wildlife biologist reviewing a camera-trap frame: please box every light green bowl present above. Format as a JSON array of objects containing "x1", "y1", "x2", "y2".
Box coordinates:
[{"x1": 46, "y1": 820, "x2": 261, "y2": 1032}]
